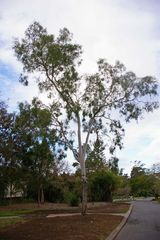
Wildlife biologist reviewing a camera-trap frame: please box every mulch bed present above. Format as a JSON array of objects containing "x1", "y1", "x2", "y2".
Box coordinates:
[
  {"x1": 0, "y1": 214, "x2": 123, "y2": 240},
  {"x1": 0, "y1": 202, "x2": 129, "y2": 240},
  {"x1": 88, "y1": 202, "x2": 130, "y2": 213}
]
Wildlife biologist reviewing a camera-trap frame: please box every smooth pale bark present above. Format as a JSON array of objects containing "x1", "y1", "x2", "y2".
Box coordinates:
[
  {"x1": 77, "y1": 114, "x2": 88, "y2": 215},
  {"x1": 80, "y1": 154, "x2": 87, "y2": 215},
  {"x1": 81, "y1": 174, "x2": 87, "y2": 215}
]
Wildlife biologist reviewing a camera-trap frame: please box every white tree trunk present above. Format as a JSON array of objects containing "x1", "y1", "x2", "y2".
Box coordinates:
[
  {"x1": 77, "y1": 114, "x2": 88, "y2": 215},
  {"x1": 80, "y1": 154, "x2": 87, "y2": 215}
]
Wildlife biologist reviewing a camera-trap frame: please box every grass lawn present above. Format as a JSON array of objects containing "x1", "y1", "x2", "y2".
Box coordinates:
[
  {"x1": 0, "y1": 218, "x2": 26, "y2": 229},
  {"x1": 0, "y1": 209, "x2": 38, "y2": 218}
]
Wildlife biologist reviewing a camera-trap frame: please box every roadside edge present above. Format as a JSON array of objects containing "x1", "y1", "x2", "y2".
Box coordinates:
[{"x1": 105, "y1": 204, "x2": 133, "y2": 240}]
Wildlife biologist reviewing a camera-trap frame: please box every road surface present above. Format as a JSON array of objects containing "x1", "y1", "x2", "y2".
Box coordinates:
[{"x1": 115, "y1": 199, "x2": 160, "y2": 240}]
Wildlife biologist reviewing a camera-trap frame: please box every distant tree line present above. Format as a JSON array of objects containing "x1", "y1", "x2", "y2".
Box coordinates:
[{"x1": 1, "y1": 98, "x2": 160, "y2": 207}]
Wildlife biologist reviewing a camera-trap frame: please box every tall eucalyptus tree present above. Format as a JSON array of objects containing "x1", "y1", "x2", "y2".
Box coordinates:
[{"x1": 13, "y1": 22, "x2": 159, "y2": 214}]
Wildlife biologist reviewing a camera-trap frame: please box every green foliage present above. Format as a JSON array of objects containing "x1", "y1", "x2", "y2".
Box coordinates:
[
  {"x1": 64, "y1": 192, "x2": 80, "y2": 206},
  {"x1": 0, "y1": 100, "x2": 24, "y2": 202},
  {"x1": 131, "y1": 175, "x2": 154, "y2": 197},
  {"x1": 130, "y1": 162, "x2": 154, "y2": 197},
  {"x1": 14, "y1": 99, "x2": 60, "y2": 203},
  {"x1": 149, "y1": 162, "x2": 160, "y2": 199},
  {"x1": 0, "y1": 98, "x2": 65, "y2": 204},
  {"x1": 113, "y1": 174, "x2": 130, "y2": 199},
  {"x1": 130, "y1": 161, "x2": 146, "y2": 178},
  {"x1": 151, "y1": 177, "x2": 160, "y2": 199},
  {"x1": 13, "y1": 21, "x2": 159, "y2": 160},
  {"x1": 0, "y1": 209, "x2": 36, "y2": 217},
  {"x1": 86, "y1": 135, "x2": 107, "y2": 173},
  {"x1": 89, "y1": 170, "x2": 119, "y2": 202},
  {"x1": 108, "y1": 157, "x2": 120, "y2": 175},
  {"x1": 0, "y1": 167, "x2": 8, "y2": 202}
]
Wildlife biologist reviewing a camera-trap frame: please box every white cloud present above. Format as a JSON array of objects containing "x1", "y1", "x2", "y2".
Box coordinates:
[
  {"x1": 0, "y1": 0, "x2": 159, "y2": 76},
  {"x1": 139, "y1": 138, "x2": 160, "y2": 162},
  {"x1": 117, "y1": 110, "x2": 160, "y2": 174}
]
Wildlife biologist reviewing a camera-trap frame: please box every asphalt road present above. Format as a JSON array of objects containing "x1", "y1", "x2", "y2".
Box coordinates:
[{"x1": 115, "y1": 199, "x2": 160, "y2": 240}]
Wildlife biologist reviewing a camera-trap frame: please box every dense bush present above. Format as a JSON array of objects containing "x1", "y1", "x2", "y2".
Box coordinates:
[
  {"x1": 89, "y1": 170, "x2": 118, "y2": 202},
  {"x1": 64, "y1": 192, "x2": 80, "y2": 206},
  {"x1": 130, "y1": 174, "x2": 153, "y2": 197}
]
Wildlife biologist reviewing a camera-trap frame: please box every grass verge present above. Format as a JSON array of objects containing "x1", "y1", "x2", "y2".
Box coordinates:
[
  {"x1": 0, "y1": 218, "x2": 26, "y2": 229},
  {"x1": 0, "y1": 209, "x2": 37, "y2": 217}
]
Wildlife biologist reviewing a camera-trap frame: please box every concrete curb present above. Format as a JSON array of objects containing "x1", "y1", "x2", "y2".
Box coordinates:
[{"x1": 105, "y1": 204, "x2": 133, "y2": 240}]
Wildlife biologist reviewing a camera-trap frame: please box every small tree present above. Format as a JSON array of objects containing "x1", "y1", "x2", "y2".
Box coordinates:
[
  {"x1": 130, "y1": 162, "x2": 154, "y2": 197},
  {"x1": 13, "y1": 22, "x2": 159, "y2": 214},
  {"x1": 15, "y1": 99, "x2": 58, "y2": 204},
  {"x1": 0, "y1": 101, "x2": 10, "y2": 201},
  {"x1": 0, "y1": 100, "x2": 22, "y2": 203}
]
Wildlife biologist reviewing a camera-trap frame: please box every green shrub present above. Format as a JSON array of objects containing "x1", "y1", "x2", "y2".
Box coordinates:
[
  {"x1": 64, "y1": 192, "x2": 80, "y2": 206},
  {"x1": 89, "y1": 170, "x2": 118, "y2": 202}
]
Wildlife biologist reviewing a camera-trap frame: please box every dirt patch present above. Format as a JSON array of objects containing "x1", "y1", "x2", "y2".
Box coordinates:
[
  {"x1": 0, "y1": 202, "x2": 130, "y2": 240},
  {"x1": 0, "y1": 214, "x2": 123, "y2": 240},
  {"x1": 88, "y1": 202, "x2": 130, "y2": 213}
]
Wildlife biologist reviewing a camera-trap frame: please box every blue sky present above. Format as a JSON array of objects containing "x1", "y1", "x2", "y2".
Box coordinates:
[{"x1": 0, "y1": 0, "x2": 160, "y2": 174}]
